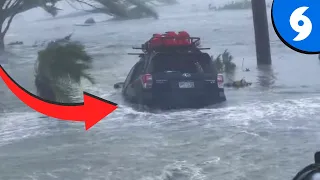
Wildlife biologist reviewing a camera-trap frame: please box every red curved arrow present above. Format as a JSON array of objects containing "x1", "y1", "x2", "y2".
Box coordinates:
[{"x1": 0, "y1": 65, "x2": 117, "y2": 130}]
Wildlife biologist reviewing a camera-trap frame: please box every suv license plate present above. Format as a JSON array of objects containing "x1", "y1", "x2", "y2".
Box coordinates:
[{"x1": 179, "y1": 81, "x2": 194, "y2": 88}]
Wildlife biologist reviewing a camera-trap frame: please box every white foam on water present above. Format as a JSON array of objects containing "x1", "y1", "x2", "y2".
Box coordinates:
[
  {"x1": 1, "y1": 92, "x2": 319, "y2": 151},
  {"x1": 141, "y1": 161, "x2": 206, "y2": 180},
  {"x1": 0, "y1": 112, "x2": 51, "y2": 146},
  {"x1": 95, "y1": 96, "x2": 320, "y2": 132}
]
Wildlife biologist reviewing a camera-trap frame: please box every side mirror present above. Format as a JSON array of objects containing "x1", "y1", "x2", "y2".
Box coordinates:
[
  {"x1": 292, "y1": 152, "x2": 320, "y2": 180},
  {"x1": 114, "y1": 82, "x2": 124, "y2": 89}
]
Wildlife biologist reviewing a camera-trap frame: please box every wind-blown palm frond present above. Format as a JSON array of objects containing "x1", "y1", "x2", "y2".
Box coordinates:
[
  {"x1": 212, "y1": 54, "x2": 223, "y2": 73},
  {"x1": 221, "y1": 49, "x2": 236, "y2": 73},
  {"x1": 34, "y1": 34, "x2": 95, "y2": 103},
  {"x1": 212, "y1": 49, "x2": 236, "y2": 73}
]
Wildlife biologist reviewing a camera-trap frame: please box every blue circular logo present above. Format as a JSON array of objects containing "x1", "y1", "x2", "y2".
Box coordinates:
[{"x1": 272, "y1": 0, "x2": 320, "y2": 54}]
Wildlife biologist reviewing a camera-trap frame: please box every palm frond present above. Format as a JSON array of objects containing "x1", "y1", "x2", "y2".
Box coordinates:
[
  {"x1": 212, "y1": 49, "x2": 236, "y2": 73},
  {"x1": 34, "y1": 34, "x2": 95, "y2": 103}
]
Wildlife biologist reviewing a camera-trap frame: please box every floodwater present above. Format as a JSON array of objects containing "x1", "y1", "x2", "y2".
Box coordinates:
[{"x1": 1, "y1": 1, "x2": 320, "y2": 180}]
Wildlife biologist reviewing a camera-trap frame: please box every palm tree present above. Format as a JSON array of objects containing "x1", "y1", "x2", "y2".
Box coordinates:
[
  {"x1": 34, "y1": 34, "x2": 95, "y2": 103},
  {"x1": 212, "y1": 49, "x2": 236, "y2": 73},
  {"x1": 221, "y1": 49, "x2": 236, "y2": 73},
  {"x1": 211, "y1": 54, "x2": 223, "y2": 73}
]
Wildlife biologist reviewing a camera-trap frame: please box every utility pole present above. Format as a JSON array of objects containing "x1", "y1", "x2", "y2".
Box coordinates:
[{"x1": 251, "y1": 0, "x2": 272, "y2": 65}]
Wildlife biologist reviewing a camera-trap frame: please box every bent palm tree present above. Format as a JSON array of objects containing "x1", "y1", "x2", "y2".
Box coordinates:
[
  {"x1": 221, "y1": 49, "x2": 236, "y2": 73},
  {"x1": 212, "y1": 49, "x2": 236, "y2": 73},
  {"x1": 211, "y1": 54, "x2": 223, "y2": 73},
  {"x1": 34, "y1": 34, "x2": 95, "y2": 103},
  {"x1": 0, "y1": 0, "x2": 62, "y2": 51}
]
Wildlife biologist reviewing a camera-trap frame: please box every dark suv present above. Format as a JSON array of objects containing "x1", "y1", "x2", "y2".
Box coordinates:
[{"x1": 121, "y1": 37, "x2": 226, "y2": 108}]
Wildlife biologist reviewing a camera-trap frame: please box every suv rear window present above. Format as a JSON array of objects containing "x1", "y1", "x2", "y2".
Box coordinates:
[{"x1": 150, "y1": 53, "x2": 216, "y2": 74}]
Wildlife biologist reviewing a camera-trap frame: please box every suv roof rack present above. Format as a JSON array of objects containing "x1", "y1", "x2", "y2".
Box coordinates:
[{"x1": 129, "y1": 36, "x2": 210, "y2": 55}]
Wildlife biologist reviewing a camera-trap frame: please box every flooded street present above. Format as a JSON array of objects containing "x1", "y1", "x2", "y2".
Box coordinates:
[{"x1": 1, "y1": 1, "x2": 320, "y2": 180}]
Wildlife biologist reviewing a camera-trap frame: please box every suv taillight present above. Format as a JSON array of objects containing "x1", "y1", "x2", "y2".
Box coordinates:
[
  {"x1": 217, "y1": 74, "x2": 224, "y2": 88},
  {"x1": 141, "y1": 74, "x2": 152, "y2": 88}
]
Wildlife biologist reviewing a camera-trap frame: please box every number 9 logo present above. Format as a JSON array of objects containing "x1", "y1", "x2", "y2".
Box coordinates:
[{"x1": 290, "y1": 6, "x2": 312, "y2": 41}]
